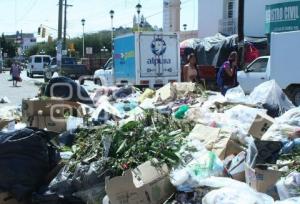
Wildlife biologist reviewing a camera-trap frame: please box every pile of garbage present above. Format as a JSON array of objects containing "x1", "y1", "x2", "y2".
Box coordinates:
[{"x1": 0, "y1": 78, "x2": 300, "y2": 204}]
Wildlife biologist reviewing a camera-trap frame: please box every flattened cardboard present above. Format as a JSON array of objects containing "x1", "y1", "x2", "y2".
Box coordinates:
[
  {"x1": 30, "y1": 116, "x2": 66, "y2": 132},
  {"x1": 248, "y1": 113, "x2": 275, "y2": 140},
  {"x1": 155, "y1": 83, "x2": 176, "y2": 102},
  {"x1": 188, "y1": 124, "x2": 243, "y2": 160},
  {"x1": 106, "y1": 160, "x2": 175, "y2": 204},
  {"x1": 245, "y1": 163, "x2": 281, "y2": 199}
]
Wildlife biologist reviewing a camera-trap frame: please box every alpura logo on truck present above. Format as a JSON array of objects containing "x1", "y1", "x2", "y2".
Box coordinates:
[{"x1": 147, "y1": 37, "x2": 171, "y2": 65}]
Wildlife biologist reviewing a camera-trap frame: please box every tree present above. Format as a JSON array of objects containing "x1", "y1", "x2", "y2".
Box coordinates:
[
  {"x1": 25, "y1": 41, "x2": 56, "y2": 57},
  {"x1": 1, "y1": 33, "x2": 17, "y2": 58}
]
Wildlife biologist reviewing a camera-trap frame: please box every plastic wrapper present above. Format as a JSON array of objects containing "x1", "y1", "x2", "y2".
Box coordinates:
[
  {"x1": 276, "y1": 172, "x2": 300, "y2": 200},
  {"x1": 170, "y1": 140, "x2": 224, "y2": 192},
  {"x1": 202, "y1": 187, "x2": 274, "y2": 204},
  {"x1": 249, "y1": 80, "x2": 294, "y2": 117}
]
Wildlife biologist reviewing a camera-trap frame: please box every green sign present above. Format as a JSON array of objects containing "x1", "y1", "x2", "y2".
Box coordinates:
[{"x1": 265, "y1": 1, "x2": 300, "y2": 33}]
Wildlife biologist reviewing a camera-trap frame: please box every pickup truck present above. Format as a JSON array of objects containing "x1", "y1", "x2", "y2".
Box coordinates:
[
  {"x1": 44, "y1": 57, "x2": 90, "y2": 84},
  {"x1": 93, "y1": 58, "x2": 113, "y2": 86},
  {"x1": 238, "y1": 31, "x2": 300, "y2": 106}
]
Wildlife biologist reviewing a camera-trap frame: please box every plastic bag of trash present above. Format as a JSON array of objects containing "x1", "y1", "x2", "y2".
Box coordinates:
[
  {"x1": 49, "y1": 160, "x2": 112, "y2": 204},
  {"x1": 44, "y1": 77, "x2": 93, "y2": 106},
  {"x1": 276, "y1": 172, "x2": 300, "y2": 200},
  {"x1": 225, "y1": 85, "x2": 248, "y2": 103},
  {"x1": 0, "y1": 96, "x2": 10, "y2": 104},
  {"x1": 249, "y1": 80, "x2": 294, "y2": 117},
  {"x1": 202, "y1": 186, "x2": 274, "y2": 204},
  {"x1": 0, "y1": 128, "x2": 60, "y2": 201},
  {"x1": 275, "y1": 197, "x2": 300, "y2": 204}
]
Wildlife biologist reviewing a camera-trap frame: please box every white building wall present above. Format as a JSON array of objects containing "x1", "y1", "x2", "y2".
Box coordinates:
[
  {"x1": 198, "y1": 0, "x2": 223, "y2": 38},
  {"x1": 244, "y1": 0, "x2": 292, "y2": 37},
  {"x1": 163, "y1": 0, "x2": 181, "y2": 32}
]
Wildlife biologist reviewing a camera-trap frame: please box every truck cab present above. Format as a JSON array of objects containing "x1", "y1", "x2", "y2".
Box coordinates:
[
  {"x1": 93, "y1": 58, "x2": 113, "y2": 86},
  {"x1": 238, "y1": 56, "x2": 270, "y2": 94}
]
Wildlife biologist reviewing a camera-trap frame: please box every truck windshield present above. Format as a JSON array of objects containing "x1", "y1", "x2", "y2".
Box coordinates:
[{"x1": 248, "y1": 58, "x2": 268, "y2": 72}]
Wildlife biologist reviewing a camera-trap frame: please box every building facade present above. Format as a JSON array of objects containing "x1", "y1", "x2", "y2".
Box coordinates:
[{"x1": 163, "y1": 0, "x2": 181, "y2": 32}]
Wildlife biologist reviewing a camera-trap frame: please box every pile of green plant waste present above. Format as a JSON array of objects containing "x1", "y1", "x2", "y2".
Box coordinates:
[
  {"x1": 278, "y1": 149, "x2": 300, "y2": 176},
  {"x1": 68, "y1": 110, "x2": 195, "y2": 176}
]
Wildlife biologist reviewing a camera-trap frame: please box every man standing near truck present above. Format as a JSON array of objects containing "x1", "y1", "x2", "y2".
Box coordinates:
[{"x1": 217, "y1": 51, "x2": 238, "y2": 95}]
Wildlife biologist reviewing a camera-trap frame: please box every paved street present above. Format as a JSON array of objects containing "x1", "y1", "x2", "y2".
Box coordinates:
[
  {"x1": 0, "y1": 69, "x2": 99, "y2": 109},
  {"x1": 0, "y1": 70, "x2": 41, "y2": 108}
]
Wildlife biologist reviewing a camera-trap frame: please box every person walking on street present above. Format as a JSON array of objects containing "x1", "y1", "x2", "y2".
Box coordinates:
[
  {"x1": 10, "y1": 61, "x2": 21, "y2": 87},
  {"x1": 217, "y1": 51, "x2": 238, "y2": 95},
  {"x1": 182, "y1": 53, "x2": 198, "y2": 82}
]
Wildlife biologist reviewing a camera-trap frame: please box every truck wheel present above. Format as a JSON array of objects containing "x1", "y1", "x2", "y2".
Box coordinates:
[
  {"x1": 94, "y1": 78, "x2": 102, "y2": 86},
  {"x1": 291, "y1": 87, "x2": 300, "y2": 106},
  {"x1": 26, "y1": 71, "x2": 29, "y2": 77},
  {"x1": 30, "y1": 72, "x2": 33, "y2": 78}
]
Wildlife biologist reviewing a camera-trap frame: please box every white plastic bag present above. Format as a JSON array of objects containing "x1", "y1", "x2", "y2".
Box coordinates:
[
  {"x1": 202, "y1": 187, "x2": 274, "y2": 204},
  {"x1": 249, "y1": 80, "x2": 294, "y2": 117},
  {"x1": 225, "y1": 85, "x2": 248, "y2": 103},
  {"x1": 275, "y1": 197, "x2": 300, "y2": 204},
  {"x1": 276, "y1": 172, "x2": 300, "y2": 200}
]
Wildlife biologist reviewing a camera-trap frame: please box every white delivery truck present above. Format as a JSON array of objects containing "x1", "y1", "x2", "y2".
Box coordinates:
[
  {"x1": 238, "y1": 30, "x2": 300, "y2": 106},
  {"x1": 94, "y1": 32, "x2": 181, "y2": 88}
]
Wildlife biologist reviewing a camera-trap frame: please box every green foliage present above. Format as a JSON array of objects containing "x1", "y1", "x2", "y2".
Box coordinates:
[
  {"x1": 26, "y1": 41, "x2": 56, "y2": 57},
  {"x1": 69, "y1": 111, "x2": 194, "y2": 176},
  {"x1": 1, "y1": 33, "x2": 17, "y2": 58}
]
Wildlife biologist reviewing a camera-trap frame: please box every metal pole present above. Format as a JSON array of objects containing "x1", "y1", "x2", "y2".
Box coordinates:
[
  {"x1": 238, "y1": 0, "x2": 245, "y2": 68},
  {"x1": 63, "y1": 0, "x2": 67, "y2": 49},
  {"x1": 82, "y1": 25, "x2": 85, "y2": 58},
  {"x1": 58, "y1": 0, "x2": 63, "y2": 40},
  {"x1": 137, "y1": 13, "x2": 140, "y2": 32},
  {"x1": 111, "y1": 18, "x2": 113, "y2": 57}
]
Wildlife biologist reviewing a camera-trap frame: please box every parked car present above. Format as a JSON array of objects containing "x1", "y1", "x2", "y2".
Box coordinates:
[
  {"x1": 44, "y1": 57, "x2": 90, "y2": 84},
  {"x1": 27, "y1": 55, "x2": 51, "y2": 78},
  {"x1": 93, "y1": 58, "x2": 113, "y2": 86}
]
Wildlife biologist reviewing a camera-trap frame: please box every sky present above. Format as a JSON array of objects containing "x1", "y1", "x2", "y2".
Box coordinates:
[{"x1": 0, "y1": 0, "x2": 198, "y2": 38}]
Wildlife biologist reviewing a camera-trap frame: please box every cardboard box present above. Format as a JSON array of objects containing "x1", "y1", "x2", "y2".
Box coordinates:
[
  {"x1": 245, "y1": 163, "x2": 281, "y2": 199},
  {"x1": 227, "y1": 151, "x2": 246, "y2": 182},
  {"x1": 248, "y1": 113, "x2": 275, "y2": 139},
  {"x1": 105, "y1": 160, "x2": 175, "y2": 204},
  {"x1": 30, "y1": 116, "x2": 67, "y2": 132},
  {"x1": 188, "y1": 124, "x2": 244, "y2": 160},
  {"x1": 22, "y1": 98, "x2": 84, "y2": 120},
  {"x1": 155, "y1": 83, "x2": 176, "y2": 102}
]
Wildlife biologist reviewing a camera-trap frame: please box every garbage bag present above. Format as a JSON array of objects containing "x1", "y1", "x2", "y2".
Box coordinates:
[
  {"x1": 202, "y1": 187, "x2": 274, "y2": 204},
  {"x1": 44, "y1": 77, "x2": 93, "y2": 106},
  {"x1": 249, "y1": 80, "x2": 294, "y2": 117},
  {"x1": 170, "y1": 140, "x2": 224, "y2": 192},
  {"x1": 276, "y1": 172, "x2": 300, "y2": 200},
  {"x1": 225, "y1": 85, "x2": 248, "y2": 103},
  {"x1": 112, "y1": 86, "x2": 134, "y2": 99},
  {"x1": 0, "y1": 128, "x2": 60, "y2": 201},
  {"x1": 32, "y1": 191, "x2": 85, "y2": 204},
  {"x1": 49, "y1": 160, "x2": 112, "y2": 204}
]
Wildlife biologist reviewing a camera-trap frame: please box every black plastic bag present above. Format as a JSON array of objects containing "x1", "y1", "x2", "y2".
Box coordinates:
[
  {"x1": 44, "y1": 77, "x2": 93, "y2": 106},
  {"x1": 0, "y1": 128, "x2": 60, "y2": 201}
]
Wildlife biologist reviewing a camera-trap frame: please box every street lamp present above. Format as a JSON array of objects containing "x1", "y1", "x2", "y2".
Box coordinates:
[
  {"x1": 109, "y1": 10, "x2": 114, "y2": 56},
  {"x1": 100, "y1": 46, "x2": 108, "y2": 65},
  {"x1": 81, "y1": 18, "x2": 86, "y2": 58},
  {"x1": 183, "y1": 24, "x2": 187, "y2": 31},
  {"x1": 135, "y1": 3, "x2": 142, "y2": 32}
]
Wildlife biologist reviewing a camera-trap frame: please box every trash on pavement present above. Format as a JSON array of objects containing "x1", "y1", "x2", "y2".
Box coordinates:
[{"x1": 0, "y1": 96, "x2": 10, "y2": 104}]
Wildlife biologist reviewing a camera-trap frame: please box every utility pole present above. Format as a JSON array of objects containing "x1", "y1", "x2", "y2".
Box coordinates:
[
  {"x1": 63, "y1": 0, "x2": 73, "y2": 50},
  {"x1": 58, "y1": 0, "x2": 63, "y2": 40},
  {"x1": 238, "y1": 0, "x2": 245, "y2": 68}
]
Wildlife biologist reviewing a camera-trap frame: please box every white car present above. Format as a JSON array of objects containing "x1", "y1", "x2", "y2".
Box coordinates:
[
  {"x1": 27, "y1": 55, "x2": 51, "y2": 78},
  {"x1": 93, "y1": 58, "x2": 113, "y2": 86}
]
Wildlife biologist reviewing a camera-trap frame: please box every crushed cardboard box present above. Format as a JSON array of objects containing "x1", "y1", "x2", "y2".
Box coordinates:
[
  {"x1": 245, "y1": 163, "x2": 281, "y2": 199},
  {"x1": 188, "y1": 124, "x2": 244, "y2": 160},
  {"x1": 155, "y1": 83, "x2": 176, "y2": 102},
  {"x1": 105, "y1": 160, "x2": 175, "y2": 204},
  {"x1": 227, "y1": 151, "x2": 246, "y2": 182},
  {"x1": 248, "y1": 113, "x2": 275, "y2": 140}
]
